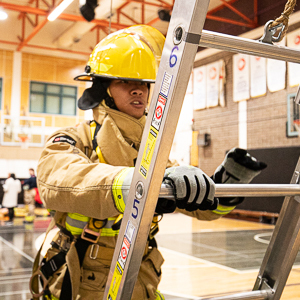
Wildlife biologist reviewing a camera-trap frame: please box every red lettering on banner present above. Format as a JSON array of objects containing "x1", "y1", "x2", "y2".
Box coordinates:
[
  {"x1": 209, "y1": 67, "x2": 217, "y2": 80},
  {"x1": 238, "y1": 58, "x2": 246, "y2": 71},
  {"x1": 197, "y1": 71, "x2": 203, "y2": 82}
]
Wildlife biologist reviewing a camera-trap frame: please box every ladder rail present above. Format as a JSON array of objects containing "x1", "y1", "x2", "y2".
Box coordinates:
[
  {"x1": 252, "y1": 158, "x2": 300, "y2": 300},
  {"x1": 101, "y1": 0, "x2": 300, "y2": 298},
  {"x1": 103, "y1": 0, "x2": 212, "y2": 299},
  {"x1": 199, "y1": 30, "x2": 300, "y2": 63}
]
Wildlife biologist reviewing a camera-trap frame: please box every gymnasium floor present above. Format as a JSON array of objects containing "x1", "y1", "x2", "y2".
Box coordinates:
[{"x1": 0, "y1": 212, "x2": 299, "y2": 300}]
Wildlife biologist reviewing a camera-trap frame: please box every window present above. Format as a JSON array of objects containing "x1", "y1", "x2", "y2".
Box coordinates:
[
  {"x1": 0, "y1": 78, "x2": 2, "y2": 109},
  {"x1": 29, "y1": 81, "x2": 77, "y2": 115},
  {"x1": 287, "y1": 93, "x2": 300, "y2": 137}
]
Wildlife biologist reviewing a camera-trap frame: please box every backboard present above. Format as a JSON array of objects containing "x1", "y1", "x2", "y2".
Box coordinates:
[{"x1": 0, "y1": 115, "x2": 46, "y2": 147}]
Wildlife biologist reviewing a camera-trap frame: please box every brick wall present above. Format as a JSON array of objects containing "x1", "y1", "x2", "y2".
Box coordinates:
[{"x1": 193, "y1": 51, "x2": 300, "y2": 176}]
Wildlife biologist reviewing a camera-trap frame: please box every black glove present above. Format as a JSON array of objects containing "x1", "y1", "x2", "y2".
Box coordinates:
[
  {"x1": 155, "y1": 198, "x2": 177, "y2": 214},
  {"x1": 212, "y1": 148, "x2": 267, "y2": 206},
  {"x1": 163, "y1": 166, "x2": 218, "y2": 212}
]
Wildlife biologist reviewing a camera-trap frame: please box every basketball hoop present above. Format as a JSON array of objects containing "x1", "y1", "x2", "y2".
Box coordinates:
[
  {"x1": 19, "y1": 136, "x2": 30, "y2": 149},
  {"x1": 293, "y1": 119, "x2": 300, "y2": 136}
]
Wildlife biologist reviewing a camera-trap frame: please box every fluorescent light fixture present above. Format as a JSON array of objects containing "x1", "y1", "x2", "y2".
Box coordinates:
[
  {"x1": 47, "y1": 0, "x2": 74, "y2": 21},
  {"x1": 0, "y1": 8, "x2": 8, "y2": 20}
]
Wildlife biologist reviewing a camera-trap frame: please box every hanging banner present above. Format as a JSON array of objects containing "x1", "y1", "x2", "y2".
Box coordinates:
[
  {"x1": 250, "y1": 56, "x2": 266, "y2": 98},
  {"x1": 219, "y1": 59, "x2": 226, "y2": 107},
  {"x1": 206, "y1": 61, "x2": 219, "y2": 107},
  {"x1": 287, "y1": 29, "x2": 300, "y2": 87},
  {"x1": 267, "y1": 38, "x2": 286, "y2": 92},
  {"x1": 233, "y1": 53, "x2": 250, "y2": 102},
  {"x1": 193, "y1": 66, "x2": 206, "y2": 110}
]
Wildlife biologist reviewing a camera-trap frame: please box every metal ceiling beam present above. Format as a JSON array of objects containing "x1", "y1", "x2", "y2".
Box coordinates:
[
  {"x1": 220, "y1": 0, "x2": 256, "y2": 27},
  {"x1": 206, "y1": 14, "x2": 256, "y2": 28},
  {"x1": 0, "y1": 0, "x2": 262, "y2": 55},
  {"x1": 207, "y1": 0, "x2": 258, "y2": 29},
  {"x1": 0, "y1": 39, "x2": 90, "y2": 56},
  {"x1": 17, "y1": 17, "x2": 49, "y2": 51},
  {"x1": 0, "y1": 2, "x2": 130, "y2": 29}
]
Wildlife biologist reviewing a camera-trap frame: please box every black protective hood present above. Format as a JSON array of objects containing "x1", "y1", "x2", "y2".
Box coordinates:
[{"x1": 78, "y1": 79, "x2": 111, "y2": 110}]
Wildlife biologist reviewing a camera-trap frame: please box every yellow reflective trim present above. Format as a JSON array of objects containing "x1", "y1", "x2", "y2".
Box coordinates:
[
  {"x1": 112, "y1": 169, "x2": 130, "y2": 213},
  {"x1": 95, "y1": 146, "x2": 107, "y2": 163},
  {"x1": 213, "y1": 204, "x2": 236, "y2": 215},
  {"x1": 67, "y1": 213, "x2": 90, "y2": 223},
  {"x1": 44, "y1": 295, "x2": 59, "y2": 300},
  {"x1": 101, "y1": 227, "x2": 120, "y2": 237},
  {"x1": 155, "y1": 290, "x2": 165, "y2": 300},
  {"x1": 65, "y1": 222, "x2": 84, "y2": 236}
]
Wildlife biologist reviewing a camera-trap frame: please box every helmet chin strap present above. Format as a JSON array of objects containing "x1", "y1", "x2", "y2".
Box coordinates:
[{"x1": 104, "y1": 87, "x2": 118, "y2": 110}]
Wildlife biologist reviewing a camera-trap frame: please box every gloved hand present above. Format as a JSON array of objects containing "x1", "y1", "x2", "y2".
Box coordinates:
[
  {"x1": 163, "y1": 166, "x2": 217, "y2": 212},
  {"x1": 112, "y1": 167, "x2": 177, "y2": 214},
  {"x1": 212, "y1": 148, "x2": 267, "y2": 206}
]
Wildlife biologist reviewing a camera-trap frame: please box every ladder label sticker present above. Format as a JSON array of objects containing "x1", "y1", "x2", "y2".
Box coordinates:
[
  {"x1": 118, "y1": 237, "x2": 130, "y2": 270},
  {"x1": 151, "y1": 94, "x2": 167, "y2": 131},
  {"x1": 125, "y1": 220, "x2": 135, "y2": 243},
  {"x1": 108, "y1": 262, "x2": 123, "y2": 300},
  {"x1": 160, "y1": 72, "x2": 173, "y2": 98},
  {"x1": 139, "y1": 126, "x2": 158, "y2": 178}
]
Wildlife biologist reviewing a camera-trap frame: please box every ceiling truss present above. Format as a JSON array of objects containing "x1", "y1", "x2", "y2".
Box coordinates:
[{"x1": 0, "y1": 0, "x2": 259, "y2": 56}]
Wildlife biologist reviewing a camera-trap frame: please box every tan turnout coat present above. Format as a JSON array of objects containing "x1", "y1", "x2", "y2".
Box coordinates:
[{"x1": 37, "y1": 102, "x2": 221, "y2": 300}]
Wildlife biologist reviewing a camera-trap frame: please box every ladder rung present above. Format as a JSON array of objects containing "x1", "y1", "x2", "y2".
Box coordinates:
[
  {"x1": 159, "y1": 183, "x2": 300, "y2": 198},
  {"x1": 199, "y1": 30, "x2": 300, "y2": 63}
]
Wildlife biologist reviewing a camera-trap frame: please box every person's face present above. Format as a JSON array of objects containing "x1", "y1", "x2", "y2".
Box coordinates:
[{"x1": 109, "y1": 80, "x2": 149, "y2": 119}]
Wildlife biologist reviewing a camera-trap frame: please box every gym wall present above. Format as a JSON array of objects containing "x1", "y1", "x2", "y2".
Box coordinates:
[
  {"x1": 0, "y1": 49, "x2": 88, "y2": 177},
  {"x1": 192, "y1": 50, "x2": 300, "y2": 177}
]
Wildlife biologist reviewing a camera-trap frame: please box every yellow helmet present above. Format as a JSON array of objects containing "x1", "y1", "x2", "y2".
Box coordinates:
[{"x1": 74, "y1": 25, "x2": 165, "y2": 83}]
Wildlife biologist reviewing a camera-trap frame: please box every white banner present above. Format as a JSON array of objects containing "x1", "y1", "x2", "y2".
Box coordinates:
[
  {"x1": 250, "y1": 56, "x2": 266, "y2": 98},
  {"x1": 219, "y1": 59, "x2": 226, "y2": 107},
  {"x1": 287, "y1": 29, "x2": 300, "y2": 87},
  {"x1": 206, "y1": 61, "x2": 219, "y2": 107},
  {"x1": 267, "y1": 59, "x2": 286, "y2": 92},
  {"x1": 267, "y1": 38, "x2": 286, "y2": 92},
  {"x1": 193, "y1": 66, "x2": 206, "y2": 110},
  {"x1": 233, "y1": 53, "x2": 250, "y2": 102}
]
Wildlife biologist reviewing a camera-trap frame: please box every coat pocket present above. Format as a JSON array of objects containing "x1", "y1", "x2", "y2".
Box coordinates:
[{"x1": 133, "y1": 247, "x2": 164, "y2": 300}]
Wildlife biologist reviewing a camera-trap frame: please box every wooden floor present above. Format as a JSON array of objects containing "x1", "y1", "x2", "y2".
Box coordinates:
[
  {"x1": 0, "y1": 211, "x2": 299, "y2": 299},
  {"x1": 157, "y1": 213, "x2": 300, "y2": 300}
]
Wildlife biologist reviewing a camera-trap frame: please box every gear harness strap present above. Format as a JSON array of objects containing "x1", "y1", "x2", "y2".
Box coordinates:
[{"x1": 30, "y1": 120, "x2": 160, "y2": 299}]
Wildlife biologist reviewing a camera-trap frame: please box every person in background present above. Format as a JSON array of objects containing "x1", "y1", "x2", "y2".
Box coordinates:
[
  {"x1": 22, "y1": 168, "x2": 37, "y2": 223},
  {"x1": 2, "y1": 173, "x2": 21, "y2": 225}
]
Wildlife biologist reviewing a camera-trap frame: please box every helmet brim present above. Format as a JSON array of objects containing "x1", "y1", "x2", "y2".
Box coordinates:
[{"x1": 74, "y1": 73, "x2": 155, "y2": 83}]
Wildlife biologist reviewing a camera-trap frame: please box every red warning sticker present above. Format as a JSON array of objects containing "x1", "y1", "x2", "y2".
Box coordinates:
[
  {"x1": 118, "y1": 237, "x2": 130, "y2": 270},
  {"x1": 152, "y1": 94, "x2": 167, "y2": 131}
]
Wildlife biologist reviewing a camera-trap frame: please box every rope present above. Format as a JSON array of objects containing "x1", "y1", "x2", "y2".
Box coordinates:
[{"x1": 269, "y1": 0, "x2": 297, "y2": 42}]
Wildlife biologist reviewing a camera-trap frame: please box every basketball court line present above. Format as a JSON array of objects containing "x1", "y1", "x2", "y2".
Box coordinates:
[
  {"x1": 0, "y1": 290, "x2": 30, "y2": 297},
  {"x1": 0, "y1": 236, "x2": 34, "y2": 262},
  {"x1": 159, "y1": 246, "x2": 258, "y2": 274}
]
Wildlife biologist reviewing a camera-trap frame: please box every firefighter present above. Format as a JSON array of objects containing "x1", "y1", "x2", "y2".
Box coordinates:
[{"x1": 31, "y1": 25, "x2": 266, "y2": 300}]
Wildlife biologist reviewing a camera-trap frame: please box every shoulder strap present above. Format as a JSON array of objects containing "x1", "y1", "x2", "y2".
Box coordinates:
[{"x1": 90, "y1": 120, "x2": 107, "y2": 163}]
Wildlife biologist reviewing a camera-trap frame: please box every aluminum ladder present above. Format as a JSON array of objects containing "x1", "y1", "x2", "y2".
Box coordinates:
[{"x1": 103, "y1": 0, "x2": 300, "y2": 299}]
